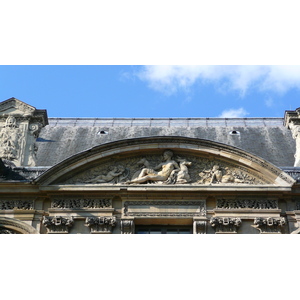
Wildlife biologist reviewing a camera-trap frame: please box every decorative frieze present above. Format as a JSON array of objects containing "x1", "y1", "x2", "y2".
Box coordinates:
[
  {"x1": 0, "y1": 199, "x2": 34, "y2": 210},
  {"x1": 51, "y1": 198, "x2": 112, "y2": 209},
  {"x1": 42, "y1": 216, "x2": 74, "y2": 233},
  {"x1": 85, "y1": 216, "x2": 116, "y2": 233},
  {"x1": 124, "y1": 201, "x2": 206, "y2": 217},
  {"x1": 121, "y1": 219, "x2": 135, "y2": 234},
  {"x1": 216, "y1": 199, "x2": 278, "y2": 209},
  {"x1": 253, "y1": 217, "x2": 285, "y2": 234},
  {"x1": 193, "y1": 221, "x2": 207, "y2": 234},
  {"x1": 210, "y1": 217, "x2": 242, "y2": 233}
]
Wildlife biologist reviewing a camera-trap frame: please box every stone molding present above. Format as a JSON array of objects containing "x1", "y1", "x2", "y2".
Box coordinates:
[
  {"x1": 253, "y1": 217, "x2": 285, "y2": 234},
  {"x1": 210, "y1": 217, "x2": 242, "y2": 233},
  {"x1": 123, "y1": 200, "x2": 206, "y2": 217},
  {"x1": 85, "y1": 216, "x2": 116, "y2": 233},
  {"x1": 51, "y1": 198, "x2": 112, "y2": 209},
  {"x1": 42, "y1": 216, "x2": 74, "y2": 233},
  {"x1": 216, "y1": 198, "x2": 278, "y2": 209},
  {"x1": 121, "y1": 219, "x2": 135, "y2": 234},
  {"x1": 0, "y1": 199, "x2": 34, "y2": 210}
]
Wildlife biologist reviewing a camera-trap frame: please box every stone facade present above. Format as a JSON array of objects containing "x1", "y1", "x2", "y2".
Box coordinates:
[{"x1": 1, "y1": 98, "x2": 300, "y2": 234}]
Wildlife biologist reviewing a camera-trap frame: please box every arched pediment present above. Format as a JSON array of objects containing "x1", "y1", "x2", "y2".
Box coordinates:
[
  {"x1": 0, "y1": 217, "x2": 38, "y2": 234},
  {"x1": 35, "y1": 136, "x2": 295, "y2": 187}
]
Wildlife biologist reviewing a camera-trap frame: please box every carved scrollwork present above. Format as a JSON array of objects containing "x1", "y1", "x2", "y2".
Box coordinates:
[
  {"x1": 210, "y1": 217, "x2": 242, "y2": 233},
  {"x1": 216, "y1": 199, "x2": 278, "y2": 209},
  {"x1": 51, "y1": 198, "x2": 112, "y2": 209},
  {"x1": 253, "y1": 217, "x2": 285, "y2": 234},
  {"x1": 42, "y1": 216, "x2": 74, "y2": 233},
  {"x1": 85, "y1": 216, "x2": 116, "y2": 233}
]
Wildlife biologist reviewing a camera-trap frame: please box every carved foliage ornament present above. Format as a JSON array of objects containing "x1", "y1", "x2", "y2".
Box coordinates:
[
  {"x1": 51, "y1": 198, "x2": 112, "y2": 209},
  {"x1": 85, "y1": 216, "x2": 116, "y2": 233},
  {"x1": 63, "y1": 150, "x2": 267, "y2": 185},
  {"x1": 216, "y1": 199, "x2": 278, "y2": 209},
  {"x1": 253, "y1": 217, "x2": 285, "y2": 234},
  {"x1": 0, "y1": 199, "x2": 34, "y2": 210},
  {"x1": 43, "y1": 216, "x2": 74, "y2": 233},
  {"x1": 210, "y1": 217, "x2": 242, "y2": 233}
]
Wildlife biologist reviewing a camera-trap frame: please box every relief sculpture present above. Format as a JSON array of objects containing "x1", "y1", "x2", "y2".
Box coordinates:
[{"x1": 63, "y1": 149, "x2": 266, "y2": 185}]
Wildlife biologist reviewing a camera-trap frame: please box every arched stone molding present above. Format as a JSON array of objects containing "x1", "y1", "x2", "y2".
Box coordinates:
[
  {"x1": 0, "y1": 217, "x2": 39, "y2": 234},
  {"x1": 34, "y1": 136, "x2": 295, "y2": 187}
]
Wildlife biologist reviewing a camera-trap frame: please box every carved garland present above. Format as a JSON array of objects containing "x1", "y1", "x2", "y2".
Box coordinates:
[
  {"x1": 253, "y1": 217, "x2": 285, "y2": 234},
  {"x1": 0, "y1": 199, "x2": 34, "y2": 210},
  {"x1": 51, "y1": 198, "x2": 112, "y2": 209},
  {"x1": 210, "y1": 217, "x2": 242, "y2": 233},
  {"x1": 216, "y1": 199, "x2": 278, "y2": 209}
]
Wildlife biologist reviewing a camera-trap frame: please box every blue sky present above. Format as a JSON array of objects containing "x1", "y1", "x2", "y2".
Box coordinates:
[{"x1": 1, "y1": 65, "x2": 300, "y2": 118}]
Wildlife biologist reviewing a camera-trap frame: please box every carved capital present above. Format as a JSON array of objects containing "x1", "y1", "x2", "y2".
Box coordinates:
[
  {"x1": 121, "y1": 219, "x2": 135, "y2": 234},
  {"x1": 210, "y1": 217, "x2": 242, "y2": 233},
  {"x1": 253, "y1": 217, "x2": 285, "y2": 234},
  {"x1": 85, "y1": 216, "x2": 116, "y2": 234},
  {"x1": 42, "y1": 216, "x2": 74, "y2": 234}
]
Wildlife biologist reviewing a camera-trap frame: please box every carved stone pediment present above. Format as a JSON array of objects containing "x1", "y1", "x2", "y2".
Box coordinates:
[
  {"x1": 62, "y1": 151, "x2": 269, "y2": 185},
  {"x1": 0, "y1": 98, "x2": 36, "y2": 116}
]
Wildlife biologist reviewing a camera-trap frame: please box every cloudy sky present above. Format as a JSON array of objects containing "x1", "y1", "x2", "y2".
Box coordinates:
[{"x1": 1, "y1": 65, "x2": 300, "y2": 118}]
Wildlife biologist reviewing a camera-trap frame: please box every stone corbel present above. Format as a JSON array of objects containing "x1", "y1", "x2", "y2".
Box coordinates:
[
  {"x1": 120, "y1": 218, "x2": 135, "y2": 234},
  {"x1": 85, "y1": 216, "x2": 116, "y2": 234},
  {"x1": 252, "y1": 217, "x2": 285, "y2": 234},
  {"x1": 210, "y1": 217, "x2": 242, "y2": 233},
  {"x1": 42, "y1": 216, "x2": 74, "y2": 234}
]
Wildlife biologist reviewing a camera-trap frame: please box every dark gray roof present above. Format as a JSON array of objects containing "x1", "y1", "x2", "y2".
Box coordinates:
[{"x1": 35, "y1": 117, "x2": 295, "y2": 167}]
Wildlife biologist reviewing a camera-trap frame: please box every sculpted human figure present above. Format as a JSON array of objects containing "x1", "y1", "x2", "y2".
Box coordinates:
[
  {"x1": 210, "y1": 165, "x2": 223, "y2": 183},
  {"x1": 88, "y1": 165, "x2": 125, "y2": 183},
  {"x1": 127, "y1": 150, "x2": 180, "y2": 184}
]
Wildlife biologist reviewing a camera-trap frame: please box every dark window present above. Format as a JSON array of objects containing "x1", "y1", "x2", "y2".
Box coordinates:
[{"x1": 135, "y1": 225, "x2": 192, "y2": 234}]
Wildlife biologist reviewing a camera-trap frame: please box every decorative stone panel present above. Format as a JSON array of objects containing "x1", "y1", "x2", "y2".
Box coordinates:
[
  {"x1": 42, "y1": 216, "x2": 74, "y2": 233},
  {"x1": 51, "y1": 198, "x2": 112, "y2": 209},
  {"x1": 85, "y1": 216, "x2": 116, "y2": 234},
  {"x1": 210, "y1": 217, "x2": 242, "y2": 233},
  {"x1": 216, "y1": 198, "x2": 278, "y2": 209},
  {"x1": 253, "y1": 217, "x2": 285, "y2": 234},
  {"x1": 0, "y1": 199, "x2": 34, "y2": 210}
]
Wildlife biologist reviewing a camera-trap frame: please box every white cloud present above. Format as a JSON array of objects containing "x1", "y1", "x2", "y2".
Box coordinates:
[
  {"x1": 137, "y1": 65, "x2": 300, "y2": 96},
  {"x1": 218, "y1": 108, "x2": 249, "y2": 118}
]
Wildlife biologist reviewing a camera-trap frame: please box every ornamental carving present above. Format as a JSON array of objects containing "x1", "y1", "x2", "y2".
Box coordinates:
[
  {"x1": 0, "y1": 199, "x2": 34, "y2": 210},
  {"x1": 210, "y1": 217, "x2": 242, "y2": 233},
  {"x1": 124, "y1": 201, "x2": 206, "y2": 217},
  {"x1": 216, "y1": 199, "x2": 278, "y2": 209},
  {"x1": 85, "y1": 216, "x2": 116, "y2": 233},
  {"x1": 42, "y1": 216, "x2": 74, "y2": 233},
  {"x1": 194, "y1": 221, "x2": 207, "y2": 234},
  {"x1": 63, "y1": 150, "x2": 266, "y2": 185},
  {"x1": 51, "y1": 198, "x2": 112, "y2": 209},
  {"x1": 253, "y1": 217, "x2": 285, "y2": 234},
  {"x1": 121, "y1": 219, "x2": 135, "y2": 234}
]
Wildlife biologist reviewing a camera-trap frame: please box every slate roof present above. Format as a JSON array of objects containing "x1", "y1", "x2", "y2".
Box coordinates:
[{"x1": 35, "y1": 117, "x2": 295, "y2": 168}]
